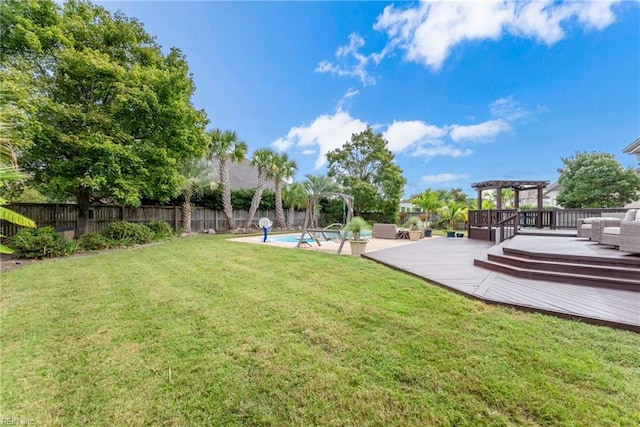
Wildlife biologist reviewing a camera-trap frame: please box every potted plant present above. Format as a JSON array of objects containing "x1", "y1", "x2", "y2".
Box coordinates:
[
  {"x1": 343, "y1": 216, "x2": 371, "y2": 256},
  {"x1": 405, "y1": 216, "x2": 423, "y2": 241}
]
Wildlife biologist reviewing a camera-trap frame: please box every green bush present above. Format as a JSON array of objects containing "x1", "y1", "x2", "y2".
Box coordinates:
[
  {"x1": 8, "y1": 227, "x2": 73, "y2": 259},
  {"x1": 99, "y1": 221, "x2": 154, "y2": 246},
  {"x1": 147, "y1": 220, "x2": 174, "y2": 239},
  {"x1": 78, "y1": 233, "x2": 112, "y2": 251}
]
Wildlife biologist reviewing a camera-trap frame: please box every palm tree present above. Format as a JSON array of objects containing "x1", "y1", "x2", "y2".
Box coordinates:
[
  {"x1": 244, "y1": 148, "x2": 277, "y2": 228},
  {"x1": 208, "y1": 129, "x2": 247, "y2": 230},
  {"x1": 303, "y1": 174, "x2": 341, "y2": 227},
  {"x1": 439, "y1": 201, "x2": 468, "y2": 231},
  {"x1": 410, "y1": 189, "x2": 443, "y2": 229},
  {"x1": 282, "y1": 182, "x2": 306, "y2": 229},
  {"x1": 178, "y1": 158, "x2": 217, "y2": 234},
  {"x1": 270, "y1": 153, "x2": 297, "y2": 229},
  {"x1": 303, "y1": 174, "x2": 340, "y2": 196}
]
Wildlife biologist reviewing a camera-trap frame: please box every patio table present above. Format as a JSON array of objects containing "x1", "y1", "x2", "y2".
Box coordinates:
[{"x1": 397, "y1": 228, "x2": 410, "y2": 239}]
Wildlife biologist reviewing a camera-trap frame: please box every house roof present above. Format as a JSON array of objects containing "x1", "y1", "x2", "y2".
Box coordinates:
[
  {"x1": 622, "y1": 137, "x2": 640, "y2": 154},
  {"x1": 210, "y1": 159, "x2": 275, "y2": 190}
]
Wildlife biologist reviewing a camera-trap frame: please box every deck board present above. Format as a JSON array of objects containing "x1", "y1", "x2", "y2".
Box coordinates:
[{"x1": 364, "y1": 236, "x2": 640, "y2": 332}]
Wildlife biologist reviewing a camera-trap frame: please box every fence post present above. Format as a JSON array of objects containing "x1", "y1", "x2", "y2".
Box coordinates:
[{"x1": 54, "y1": 203, "x2": 60, "y2": 229}]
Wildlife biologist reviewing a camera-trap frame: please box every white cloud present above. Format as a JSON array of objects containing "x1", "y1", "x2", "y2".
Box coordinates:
[
  {"x1": 315, "y1": 33, "x2": 377, "y2": 85},
  {"x1": 274, "y1": 96, "x2": 532, "y2": 166},
  {"x1": 489, "y1": 97, "x2": 530, "y2": 121},
  {"x1": 411, "y1": 141, "x2": 473, "y2": 158},
  {"x1": 384, "y1": 120, "x2": 445, "y2": 152},
  {"x1": 337, "y1": 88, "x2": 360, "y2": 110},
  {"x1": 449, "y1": 119, "x2": 511, "y2": 142},
  {"x1": 272, "y1": 109, "x2": 367, "y2": 169},
  {"x1": 422, "y1": 173, "x2": 469, "y2": 183},
  {"x1": 272, "y1": 137, "x2": 292, "y2": 152},
  {"x1": 374, "y1": 0, "x2": 626, "y2": 71}
]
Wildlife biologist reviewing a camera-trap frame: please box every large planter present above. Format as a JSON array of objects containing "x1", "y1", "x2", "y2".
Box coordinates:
[
  {"x1": 446, "y1": 231, "x2": 456, "y2": 238},
  {"x1": 424, "y1": 229, "x2": 433, "y2": 238},
  {"x1": 349, "y1": 240, "x2": 368, "y2": 257},
  {"x1": 408, "y1": 230, "x2": 422, "y2": 241}
]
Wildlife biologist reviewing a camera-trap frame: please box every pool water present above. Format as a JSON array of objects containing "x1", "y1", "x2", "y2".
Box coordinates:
[{"x1": 267, "y1": 230, "x2": 372, "y2": 243}]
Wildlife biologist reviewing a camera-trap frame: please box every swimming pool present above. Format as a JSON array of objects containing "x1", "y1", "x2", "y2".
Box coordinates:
[{"x1": 268, "y1": 230, "x2": 372, "y2": 243}]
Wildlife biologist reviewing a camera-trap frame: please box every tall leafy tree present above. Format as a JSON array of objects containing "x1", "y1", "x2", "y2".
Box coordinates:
[
  {"x1": 178, "y1": 159, "x2": 216, "y2": 234},
  {"x1": 557, "y1": 151, "x2": 640, "y2": 208},
  {"x1": 208, "y1": 129, "x2": 247, "y2": 230},
  {"x1": 244, "y1": 148, "x2": 277, "y2": 228},
  {"x1": 3, "y1": 0, "x2": 209, "y2": 235},
  {"x1": 327, "y1": 127, "x2": 406, "y2": 222},
  {"x1": 270, "y1": 153, "x2": 297, "y2": 229}
]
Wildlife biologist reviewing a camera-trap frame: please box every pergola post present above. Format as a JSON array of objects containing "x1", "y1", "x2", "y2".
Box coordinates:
[{"x1": 537, "y1": 186, "x2": 544, "y2": 229}]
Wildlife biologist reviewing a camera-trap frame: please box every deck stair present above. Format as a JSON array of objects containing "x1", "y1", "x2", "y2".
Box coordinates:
[{"x1": 474, "y1": 238, "x2": 640, "y2": 291}]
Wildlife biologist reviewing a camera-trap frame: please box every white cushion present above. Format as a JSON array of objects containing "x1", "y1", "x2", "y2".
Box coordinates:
[
  {"x1": 582, "y1": 217, "x2": 619, "y2": 224},
  {"x1": 581, "y1": 224, "x2": 592, "y2": 230},
  {"x1": 602, "y1": 227, "x2": 620, "y2": 235},
  {"x1": 623, "y1": 209, "x2": 637, "y2": 221}
]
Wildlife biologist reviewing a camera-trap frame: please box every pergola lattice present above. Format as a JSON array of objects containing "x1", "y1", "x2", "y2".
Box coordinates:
[{"x1": 471, "y1": 180, "x2": 550, "y2": 211}]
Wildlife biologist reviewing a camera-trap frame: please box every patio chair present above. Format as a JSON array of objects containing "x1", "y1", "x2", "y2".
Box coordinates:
[
  {"x1": 592, "y1": 210, "x2": 636, "y2": 243},
  {"x1": 618, "y1": 210, "x2": 640, "y2": 254},
  {"x1": 599, "y1": 210, "x2": 640, "y2": 249},
  {"x1": 577, "y1": 212, "x2": 626, "y2": 240}
]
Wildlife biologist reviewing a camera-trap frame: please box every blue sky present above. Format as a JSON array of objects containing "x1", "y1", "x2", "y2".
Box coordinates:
[{"x1": 97, "y1": 0, "x2": 640, "y2": 197}]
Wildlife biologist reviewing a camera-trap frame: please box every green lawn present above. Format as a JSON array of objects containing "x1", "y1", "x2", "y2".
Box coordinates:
[{"x1": 1, "y1": 234, "x2": 639, "y2": 426}]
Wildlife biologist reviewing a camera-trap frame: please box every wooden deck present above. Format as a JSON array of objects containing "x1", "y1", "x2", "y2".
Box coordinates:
[{"x1": 363, "y1": 235, "x2": 640, "y2": 332}]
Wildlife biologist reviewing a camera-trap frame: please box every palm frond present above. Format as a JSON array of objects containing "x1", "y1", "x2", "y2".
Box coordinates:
[{"x1": 0, "y1": 206, "x2": 37, "y2": 227}]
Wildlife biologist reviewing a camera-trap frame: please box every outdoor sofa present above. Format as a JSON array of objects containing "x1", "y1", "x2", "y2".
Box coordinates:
[
  {"x1": 577, "y1": 212, "x2": 626, "y2": 240},
  {"x1": 599, "y1": 209, "x2": 640, "y2": 253},
  {"x1": 372, "y1": 223, "x2": 399, "y2": 239}
]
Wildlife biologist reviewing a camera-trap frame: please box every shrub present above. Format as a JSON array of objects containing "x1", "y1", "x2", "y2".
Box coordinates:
[
  {"x1": 147, "y1": 220, "x2": 174, "y2": 240},
  {"x1": 78, "y1": 233, "x2": 112, "y2": 251},
  {"x1": 8, "y1": 227, "x2": 72, "y2": 259},
  {"x1": 99, "y1": 221, "x2": 154, "y2": 246}
]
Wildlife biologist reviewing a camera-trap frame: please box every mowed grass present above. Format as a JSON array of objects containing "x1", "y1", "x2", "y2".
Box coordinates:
[{"x1": 1, "y1": 235, "x2": 639, "y2": 426}]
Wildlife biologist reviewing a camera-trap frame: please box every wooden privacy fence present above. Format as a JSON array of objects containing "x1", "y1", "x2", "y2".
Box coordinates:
[{"x1": 1, "y1": 203, "x2": 308, "y2": 238}]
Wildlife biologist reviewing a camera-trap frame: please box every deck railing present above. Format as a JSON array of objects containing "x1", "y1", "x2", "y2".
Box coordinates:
[{"x1": 468, "y1": 208, "x2": 630, "y2": 242}]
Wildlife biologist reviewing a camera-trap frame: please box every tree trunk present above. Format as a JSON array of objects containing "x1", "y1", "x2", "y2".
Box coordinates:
[
  {"x1": 181, "y1": 197, "x2": 191, "y2": 233},
  {"x1": 220, "y1": 159, "x2": 234, "y2": 230},
  {"x1": 287, "y1": 207, "x2": 295, "y2": 229},
  {"x1": 274, "y1": 181, "x2": 285, "y2": 229},
  {"x1": 245, "y1": 172, "x2": 266, "y2": 228},
  {"x1": 76, "y1": 188, "x2": 92, "y2": 236}
]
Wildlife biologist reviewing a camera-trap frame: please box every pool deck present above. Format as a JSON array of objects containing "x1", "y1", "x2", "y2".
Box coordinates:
[{"x1": 363, "y1": 236, "x2": 640, "y2": 332}]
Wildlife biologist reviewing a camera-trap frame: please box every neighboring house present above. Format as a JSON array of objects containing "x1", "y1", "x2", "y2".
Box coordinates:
[
  {"x1": 210, "y1": 159, "x2": 275, "y2": 191},
  {"x1": 623, "y1": 137, "x2": 640, "y2": 208},
  {"x1": 400, "y1": 201, "x2": 422, "y2": 212},
  {"x1": 518, "y1": 183, "x2": 559, "y2": 208}
]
